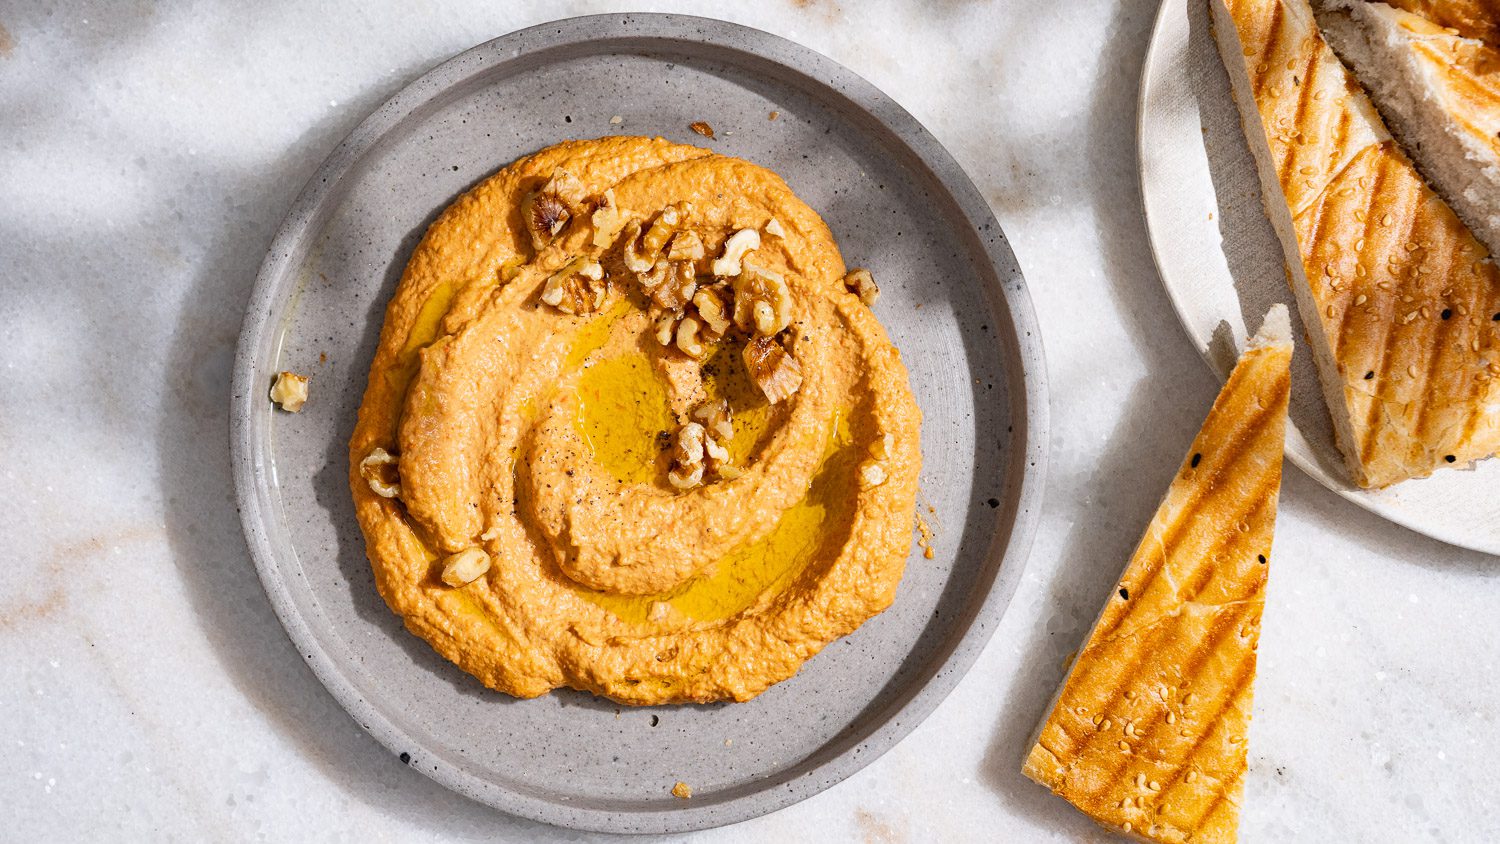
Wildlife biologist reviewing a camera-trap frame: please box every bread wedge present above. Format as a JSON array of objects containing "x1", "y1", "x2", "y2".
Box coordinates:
[
  {"x1": 1377, "y1": 0, "x2": 1500, "y2": 44},
  {"x1": 1023, "y1": 306, "x2": 1293, "y2": 844},
  {"x1": 1318, "y1": 0, "x2": 1500, "y2": 256},
  {"x1": 1211, "y1": 0, "x2": 1500, "y2": 488}
]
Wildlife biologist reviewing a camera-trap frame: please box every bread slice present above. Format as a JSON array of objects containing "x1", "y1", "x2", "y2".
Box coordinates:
[
  {"x1": 1318, "y1": 0, "x2": 1500, "y2": 256},
  {"x1": 1211, "y1": 0, "x2": 1500, "y2": 488},
  {"x1": 1022, "y1": 306, "x2": 1293, "y2": 844},
  {"x1": 1377, "y1": 0, "x2": 1500, "y2": 44}
]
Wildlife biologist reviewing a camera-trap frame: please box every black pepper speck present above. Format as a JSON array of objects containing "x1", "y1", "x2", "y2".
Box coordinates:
[
  {"x1": 1118, "y1": 587, "x2": 1129, "y2": 600},
  {"x1": 1190, "y1": 452, "x2": 1202, "y2": 468}
]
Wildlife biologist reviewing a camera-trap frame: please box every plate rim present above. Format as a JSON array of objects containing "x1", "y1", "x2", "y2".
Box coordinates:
[
  {"x1": 1136, "y1": 0, "x2": 1500, "y2": 557},
  {"x1": 230, "y1": 12, "x2": 1050, "y2": 833}
]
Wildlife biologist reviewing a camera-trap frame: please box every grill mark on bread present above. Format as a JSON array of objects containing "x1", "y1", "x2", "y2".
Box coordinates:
[
  {"x1": 1055, "y1": 382, "x2": 1283, "y2": 786},
  {"x1": 1156, "y1": 626, "x2": 1258, "y2": 820},
  {"x1": 1074, "y1": 599, "x2": 1259, "y2": 811},
  {"x1": 1090, "y1": 376, "x2": 1281, "y2": 644}
]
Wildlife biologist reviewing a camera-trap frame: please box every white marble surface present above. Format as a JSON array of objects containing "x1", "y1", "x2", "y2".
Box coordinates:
[{"x1": 3, "y1": 0, "x2": 1497, "y2": 840}]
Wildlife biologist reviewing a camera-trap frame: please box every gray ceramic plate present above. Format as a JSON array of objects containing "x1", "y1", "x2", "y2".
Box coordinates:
[
  {"x1": 1138, "y1": 0, "x2": 1500, "y2": 555},
  {"x1": 230, "y1": 14, "x2": 1046, "y2": 833}
]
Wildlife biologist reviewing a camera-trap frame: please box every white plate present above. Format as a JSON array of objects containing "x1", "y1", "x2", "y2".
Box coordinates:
[{"x1": 1138, "y1": 0, "x2": 1500, "y2": 556}]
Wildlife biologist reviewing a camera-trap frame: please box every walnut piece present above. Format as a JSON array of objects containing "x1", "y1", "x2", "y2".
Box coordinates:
[
  {"x1": 711, "y1": 228, "x2": 761, "y2": 277},
  {"x1": 440, "y1": 547, "x2": 491, "y2": 587},
  {"x1": 844, "y1": 267, "x2": 879, "y2": 307},
  {"x1": 675, "y1": 314, "x2": 708, "y2": 359},
  {"x1": 521, "y1": 169, "x2": 587, "y2": 252},
  {"x1": 859, "y1": 461, "x2": 888, "y2": 489},
  {"x1": 691, "y1": 400, "x2": 734, "y2": 467},
  {"x1": 638, "y1": 260, "x2": 697, "y2": 311},
  {"x1": 359, "y1": 447, "x2": 401, "y2": 499},
  {"x1": 732, "y1": 261, "x2": 793, "y2": 337},
  {"x1": 691, "y1": 398, "x2": 735, "y2": 444},
  {"x1": 590, "y1": 188, "x2": 627, "y2": 250},
  {"x1": 643, "y1": 203, "x2": 690, "y2": 256},
  {"x1": 743, "y1": 337, "x2": 803, "y2": 403},
  {"x1": 692, "y1": 285, "x2": 732, "y2": 337},
  {"x1": 666, "y1": 230, "x2": 706, "y2": 264},
  {"x1": 668, "y1": 421, "x2": 707, "y2": 490},
  {"x1": 764, "y1": 217, "x2": 786, "y2": 238},
  {"x1": 540, "y1": 257, "x2": 607, "y2": 315},
  {"x1": 270, "y1": 371, "x2": 308, "y2": 413}
]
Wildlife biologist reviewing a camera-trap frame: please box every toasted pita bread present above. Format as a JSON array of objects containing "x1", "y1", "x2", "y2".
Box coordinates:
[
  {"x1": 1378, "y1": 0, "x2": 1500, "y2": 44},
  {"x1": 1319, "y1": 0, "x2": 1500, "y2": 256},
  {"x1": 1022, "y1": 306, "x2": 1293, "y2": 844},
  {"x1": 1211, "y1": 0, "x2": 1500, "y2": 488}
]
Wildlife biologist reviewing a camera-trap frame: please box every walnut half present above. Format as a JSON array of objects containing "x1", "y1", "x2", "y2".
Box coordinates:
[
  {"x1": 733, "y1": 261, "x2": 793, "y2": 338},
  {"x1": 521, "y1": 169, "x2": 587, "y2": 252},
  {"x1": 743, "y1": 337, "x2": 803, "y2": 403},
  {"x1": 540, "y1": 256, "x2": 607, "y2": 315}
]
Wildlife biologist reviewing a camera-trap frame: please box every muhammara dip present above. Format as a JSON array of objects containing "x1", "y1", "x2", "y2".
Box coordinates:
[{"x1": 349, "y1": 136, "x2": 922, "y2": 705}]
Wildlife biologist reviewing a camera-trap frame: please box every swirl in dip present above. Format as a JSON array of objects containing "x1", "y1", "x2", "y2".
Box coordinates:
[{"x1": 350, "y1": 136, "x2": 922, "y2": 704}]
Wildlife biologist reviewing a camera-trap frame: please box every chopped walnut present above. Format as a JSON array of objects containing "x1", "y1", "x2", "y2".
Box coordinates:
[
  {"x1": 638, "y1": 260, "x2": 697, "y2": 311},
  {"x1": 666, "y1": 230, "x2": 706, "y2": 264},
  {"x1": 732, "y1": 261, "x2": 793, "y2": 337},
  {"x1": 764, "y1": 217, "x2": 786, "y2": 238},
  {"x1": 622, "y1": 220, "x2": 654, "y2": 274},
  {"x1": 653, "y1": 310, "x2": 679, "y2": 346},
  {"x1": 844, "y1": 268, "x2": 879, "y2": 307},
  {"x1": 691, "y1": 399, "x2": 734, "y2": 468},
  {"x1": 675, "y1": 314, "x2": 707, "y2": 359},
  {"x1": 868, "y1": 432, "x2": 894, "y2": 461},
  {"x1": 692, "y1": 285, "x2": 733, "y2": 337},
  {"x1": 743, "y1": 337, "x2": 803, "y2": 403},
  {"x1": 859, "y1": 461, "x2": 888, "y2": 489},
  {"x1": 540, "y1": 256, "x2": 607, "y2": 314},
  {"x1": 521, "y1": 169, "x2": 587, "y2": 252},
  {"x1": 711, "y1": 228, "x2": 761, "y2": 277},
  {"x1": 643, "y1": 203, "x2": 690, "y2": 256},
  {"x1": 440, "y1": 547, "x2": 491, "y2": 587},
  {"x1": 691, "y1": 398, "x2": 735, "y2": 444},
  {"x1": 668, "y1": 421, "x2": 707, "y2": 490},
  {"x1": 359, "y1": 447, "x2": 401, "y2": 499},
  {"x1": 590, "y1": 188, "x2": 627, "y2": 250},
  {"x1": 270, "y1": 371, "x2": 309, "y2": 413}
]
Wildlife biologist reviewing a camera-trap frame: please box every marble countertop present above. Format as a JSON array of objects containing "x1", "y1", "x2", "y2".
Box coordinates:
[{"x1": 4, "y1": 0, "x2": 1496, "y2": 840}]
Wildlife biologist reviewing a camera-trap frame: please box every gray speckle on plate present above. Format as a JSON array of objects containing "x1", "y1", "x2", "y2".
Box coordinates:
[{"x1": 230, "y1": 13, "x2": 1047, "y2": 834}]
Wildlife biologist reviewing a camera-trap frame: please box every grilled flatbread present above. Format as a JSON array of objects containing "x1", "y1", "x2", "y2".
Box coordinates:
[
  {"x1": 1378, "y1": 0, "x2": 1500, "y2": 44},
  {"x1": 1319, "y1": 0, "x2": 1500, "y2": 256},
  {"x1": 1212, "y1": 0, "x2": 1500, "y2": 488},
  {"x1": 1023, "y1": 306, "x2": 1293, "y2": 844}
]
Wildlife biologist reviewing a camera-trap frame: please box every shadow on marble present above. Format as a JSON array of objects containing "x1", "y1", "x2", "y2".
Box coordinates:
[
  {"x1": 153, "y1": 66, "x2": 551, "y2": 837},
  {"x1": 979, "y1": 0, "x2": 1193, "y2": 832},
  {"x1": 978, "y1": 385, "x2": 1179, "y2": 837}
]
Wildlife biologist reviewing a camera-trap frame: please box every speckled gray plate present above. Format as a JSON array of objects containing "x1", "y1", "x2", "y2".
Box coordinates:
[
  {"x1": 1139, "y1": 0, "x2": 1500, "y2": 555},
  {"x1": 230, "y1": 14, "x2": 1046, "y2": 833}
]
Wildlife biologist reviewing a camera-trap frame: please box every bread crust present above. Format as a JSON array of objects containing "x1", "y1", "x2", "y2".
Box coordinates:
[
  {"x1": 1380, "y1": 0, "x2": 1500, "y2": 45},
  {"x1": 1022, "y1": 310, "x2": 1293, "y2": 844},
  {"x1": 1212, "y1": 0, "x2": 1500, "y2": 487},
  {"x1": 1319, "y1": 0, "x2": 1500, "y2": 256}
]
